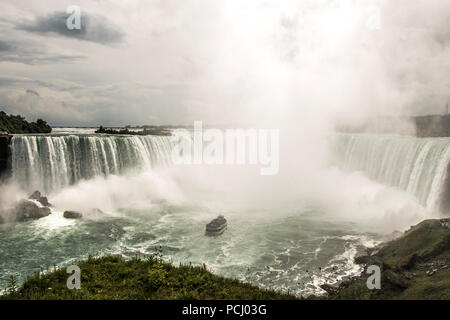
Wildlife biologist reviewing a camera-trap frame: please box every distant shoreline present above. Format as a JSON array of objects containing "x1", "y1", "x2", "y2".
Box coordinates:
[{"x1": 95, "y1": 126, "x2": 172, "y2": 136}]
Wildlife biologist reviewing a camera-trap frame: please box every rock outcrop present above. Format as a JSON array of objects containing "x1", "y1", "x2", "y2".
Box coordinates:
[
  {"x1": 14, "y1": 200, "x2": 51, "y2": 222},
  {"x1": 63, "y1": 211, "x2": 83, "y2": 219},
  {"x1": 319, "y1": 219, "x2": 450, "y2": 300},
  {"x1": 0, "y1": 191, "x2": 53, "y2": 224}
]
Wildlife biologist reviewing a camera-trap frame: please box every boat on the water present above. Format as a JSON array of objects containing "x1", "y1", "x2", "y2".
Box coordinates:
[{"x1": 205, "y1": 215, "x2": 227, "y2": 236}]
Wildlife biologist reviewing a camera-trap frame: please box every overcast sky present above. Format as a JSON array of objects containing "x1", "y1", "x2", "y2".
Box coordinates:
[{"x1": 0, "y1": 0, "x2": 449, "y2": 126}]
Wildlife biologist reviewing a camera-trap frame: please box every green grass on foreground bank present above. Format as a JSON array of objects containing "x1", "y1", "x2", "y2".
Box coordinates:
[{"x1": 2, "y1": 255, "x2": 298, "y2": 300}]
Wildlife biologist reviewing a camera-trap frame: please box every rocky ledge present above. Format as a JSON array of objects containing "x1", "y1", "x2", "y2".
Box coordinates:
[{"x1": 318, "y1": 218, "x2": 450, "y2": 300}]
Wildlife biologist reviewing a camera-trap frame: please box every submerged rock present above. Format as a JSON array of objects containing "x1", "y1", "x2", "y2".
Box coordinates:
[
  {"x1": 15, "y1": 200, "x2": 51, "y2": 222},
  {"x1": 64, "y1": 211, "x2": 83, "y2": 219}
]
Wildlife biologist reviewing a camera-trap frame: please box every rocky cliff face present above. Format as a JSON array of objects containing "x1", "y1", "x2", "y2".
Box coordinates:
[
  {"x1": 321, "y1": 219, "x2": 450, "y2": 300},
  {"x1": 0, "y1": 133, "x2": 12, "y2": 180},
  {"x1": 414, "y1": 114, "x2": 450, "y2": 137}
]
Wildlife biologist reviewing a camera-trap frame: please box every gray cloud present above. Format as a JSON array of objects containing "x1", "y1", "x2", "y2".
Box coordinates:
[
  {"x1": 0, "y1": 39, "x2": 83, "y2": 65},
  {"x1": 0, "y1": 40, "x2": 13, "y2": 51},
  {"x1": 17, "y1": 11, "x2": 125, "y2": 45}
]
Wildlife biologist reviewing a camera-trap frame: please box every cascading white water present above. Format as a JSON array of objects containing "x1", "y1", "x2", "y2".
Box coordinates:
[
  {"x1": 334, "y1": 134, "x2": 450, "y2": 213},
  {"x1": 11, "y1": 135, "x2": 174, "y2": 193},
  {"x1": 11, "y1": 132, "x2": 450, "y2": 214}
]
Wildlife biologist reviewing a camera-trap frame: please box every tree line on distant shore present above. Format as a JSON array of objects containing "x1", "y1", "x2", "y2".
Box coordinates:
[
  {"x1": 95, "y1": 126, "x2": 171, "y2": 136},
  {"x1": 0, "y1": 111, "x2": 52, "y2": 134}
]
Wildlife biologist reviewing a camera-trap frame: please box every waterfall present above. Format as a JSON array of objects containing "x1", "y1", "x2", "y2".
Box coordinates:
[
  {"x1": 11, "y1": 135, "x2": 174, "y2": 193},
  {"x1": 334, "y1": 134, "x2": 450, "y2": 213}
]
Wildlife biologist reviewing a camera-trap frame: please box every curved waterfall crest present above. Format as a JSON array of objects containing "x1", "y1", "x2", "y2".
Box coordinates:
[
  {"x1": 11, "y1": 135, "x2": 174, "y2": 193},
  {"x1": 335, "y1": 134, "x2": 450, "y2": 213},
  {"x1": 11, "y1": 133, "x2": 450, "y2": 214}
]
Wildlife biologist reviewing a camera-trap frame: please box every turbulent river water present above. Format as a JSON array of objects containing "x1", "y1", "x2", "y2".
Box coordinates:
[{"x1": 1, "y1": 129, "x2": 448, "y2": 296}]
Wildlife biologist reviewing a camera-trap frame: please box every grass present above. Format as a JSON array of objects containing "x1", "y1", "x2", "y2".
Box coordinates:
[{"x1": 1, "y1": 255, "x2": 298, "y2": 300}]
